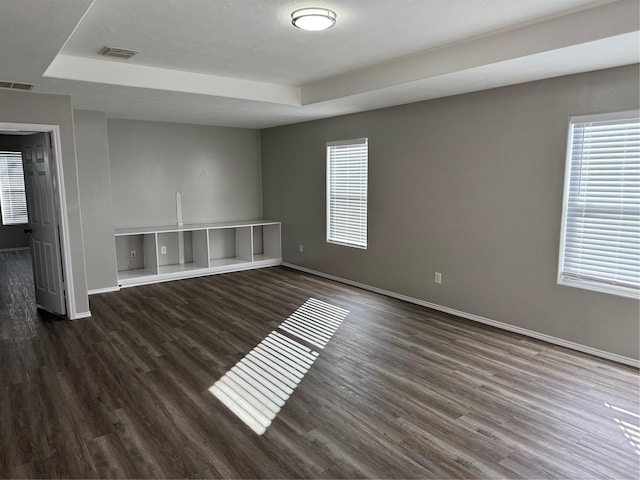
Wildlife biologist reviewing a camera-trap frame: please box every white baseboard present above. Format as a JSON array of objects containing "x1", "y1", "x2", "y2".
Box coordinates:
[
  {"x1": 88, "y1": 286, "x2": 120, "y2": 295},
  {"x1": 282, "y1": 262, "x2": 639, "y2": 368},
  {"x1": 71, "y1": 310, "x2": 92, "y2": 320},
  {"x1": 0, "y1": 247, "x2": 30, "y2": 252}
]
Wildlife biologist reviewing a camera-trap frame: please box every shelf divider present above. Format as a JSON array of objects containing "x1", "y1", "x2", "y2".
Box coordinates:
[{"x1": 236, "y1": 226, "x2": 253, "y2": 262}]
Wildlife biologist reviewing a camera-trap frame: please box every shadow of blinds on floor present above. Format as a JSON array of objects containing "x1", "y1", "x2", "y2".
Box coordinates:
[{"x1": 210, "y1": 298, "x2": 349, "y2": 435}]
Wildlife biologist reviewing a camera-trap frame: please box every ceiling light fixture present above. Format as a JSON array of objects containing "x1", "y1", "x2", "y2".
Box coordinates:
[{"x1": 291, "y1": 8, "x2": 337, "y2": 31}]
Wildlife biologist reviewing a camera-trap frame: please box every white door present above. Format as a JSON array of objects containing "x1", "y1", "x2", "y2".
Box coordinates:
[{"x1": 21, "y1": 133, "x2": 66, "y2": 316}]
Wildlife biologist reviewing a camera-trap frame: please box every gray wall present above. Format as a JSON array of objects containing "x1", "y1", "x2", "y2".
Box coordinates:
[
  {"x1": 261, "y1": 64, "x2": 640, "y2": 361},
  {"x1": 71, "y1": 116, "x2": 263, "y2": 289},
  {"x1": 0, "y1": 89, "x2": 89, "y2": 316},
  {"x1": 0, "y1": 134, "x2": 29, "y2": 250},
  {"x1": 108, "y1": 119, "x2": 262, "y2": 229},
  {"x1": 73, "y1": 110, "x2": 118, "y2": 291}
]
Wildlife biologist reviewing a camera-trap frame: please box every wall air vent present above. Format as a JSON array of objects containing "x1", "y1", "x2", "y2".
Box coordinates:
[
  {"x1": 0, "y1": 81, "x2": 34, "y2": 91},
  {"x1": 98, "y1": 46, "x2": 139, "y2": 59}
]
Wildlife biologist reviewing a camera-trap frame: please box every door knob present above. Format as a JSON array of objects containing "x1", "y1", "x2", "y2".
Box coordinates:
[{"x1": 24, "y1": 228, "x2": 32, "y2": 234}]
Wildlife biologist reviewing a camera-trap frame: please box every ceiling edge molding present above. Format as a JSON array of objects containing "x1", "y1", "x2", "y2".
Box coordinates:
[
  {"x1": 43, "y1": 55, "x2": 302, "y2": 106},
  {"x1": 301, "y1": 0, "x2": 640, "y2": 105}
]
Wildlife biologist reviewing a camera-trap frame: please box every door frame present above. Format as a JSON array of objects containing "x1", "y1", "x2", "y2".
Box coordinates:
[{"x1": 0, "y1": 121, "x2": 78, "y2": 319}]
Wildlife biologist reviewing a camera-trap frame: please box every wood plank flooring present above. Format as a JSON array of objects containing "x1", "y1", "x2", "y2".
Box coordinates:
[{"x1": 1, "y1": 250, "x2": 638, "y2": 478}]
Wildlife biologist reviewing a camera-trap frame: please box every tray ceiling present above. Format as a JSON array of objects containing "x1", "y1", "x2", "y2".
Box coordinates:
[{"x1": 0, "y1": 0, "x2": 638, "y2": 128}]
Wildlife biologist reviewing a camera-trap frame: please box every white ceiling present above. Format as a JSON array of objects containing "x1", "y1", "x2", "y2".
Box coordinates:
[{"x1": 0, "y1": 0, "x2": 638, "y2": 129}]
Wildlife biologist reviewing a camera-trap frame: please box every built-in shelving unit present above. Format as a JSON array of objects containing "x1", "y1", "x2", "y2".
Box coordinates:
[{"x1": 114, "y1": 220, "x2": 281, "y2": 287}]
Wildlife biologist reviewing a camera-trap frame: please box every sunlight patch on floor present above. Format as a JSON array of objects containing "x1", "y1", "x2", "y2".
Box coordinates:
[
  {"x1": 211, "y1": 298, "x2": 349, "y2": 435},
  {"x1": 279, "y1": 297, "x2": 349, "y2": 349},
  {"x1": 605, "y1": 402, "x2": 640, "y2": 456}
]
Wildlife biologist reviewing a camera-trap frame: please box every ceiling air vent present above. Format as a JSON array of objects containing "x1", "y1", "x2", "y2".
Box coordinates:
[
  {"x1": 98, "y1": 46, "x2": 139, "y2": 59},
  {"x1": 0, "y1": 81, "x2": 34, "y2": 91}
]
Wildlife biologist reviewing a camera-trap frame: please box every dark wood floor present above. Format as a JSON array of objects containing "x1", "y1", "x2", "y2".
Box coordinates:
[{"x1": 1, "y1": 250, "x2": 639, "y2": 479}]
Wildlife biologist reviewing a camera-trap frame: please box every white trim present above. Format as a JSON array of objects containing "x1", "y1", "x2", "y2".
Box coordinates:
[
  {"x1": 72, "y1": 310, "x2": 92, "y2": 320},
  {"x1": 45, "y1": 54, "x2": 301, "y2": 106},
  {"x1": 327, "y1": 239, "x2": 367, "y2": 250},
  {"x1": 557, "y1": 112, "x2": 640, "y2": 299},
  {"x1": 326, "y1": 137, "x2": 368, "y2": 147},
  {"x1": 0, "y1": 122, "x2": 78, "y2": 320},
  {"x1": 0, "y1": 246, "x2": 30, "y2": 252},
  {"x1": 88, "y1": 286, "x2": 120, "y2": 295},
  {"x1": 68, "y1": 111, "x2": 90, "y2": 319},
  {"x1": 326, "y1": 138, "x2": 368, "y2": 249},
  {"x1": 282, "y1": 262, "x2": 640, "y2": 368},
  {"x1": 570, "y1": 109, "x2": 640, "y2": 124},
  {"x1": 559, "y1": 276, "x2": 639, "y2": 300},
  {"x1": 50, "y1": 126, "x2": 78, "y2": 318},
  {"x1": 557, "y1": 116, "x2": 574, "y2": 290}
]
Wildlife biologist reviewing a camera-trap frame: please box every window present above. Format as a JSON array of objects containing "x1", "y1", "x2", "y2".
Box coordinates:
[
  {"x1": 327, "y1": 138, "x2": 368, "y2": 249},
  {"x1": 558, "y1": 111, "x2": 639, "y2": 298},
  {"x1": 0, "y1": 151, "x2": 28, "y2": 225}
]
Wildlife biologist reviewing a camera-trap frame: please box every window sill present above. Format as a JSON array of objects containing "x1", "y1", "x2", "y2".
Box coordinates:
[{"x1": 558, "y1": 277, "x2": 639, "y2": 300}]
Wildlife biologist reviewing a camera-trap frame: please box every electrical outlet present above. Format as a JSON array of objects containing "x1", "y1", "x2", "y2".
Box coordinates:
[
  {"x1": 130, "y1": 250, "x2": 136, "y2": 259},
  {"x1": 161, "y1": 245, "x2": 167, "y2": 255},
  {"x1": 435, "y1": 272, "x2": 442, "y2": 284},
  {"x1": 299, "y1": 244, "x2": 304, "y2": 253}
]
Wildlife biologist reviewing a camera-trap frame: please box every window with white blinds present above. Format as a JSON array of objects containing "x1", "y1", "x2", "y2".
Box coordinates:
[
  {"x1": 0, "y1": 151, "x2": 28, "y2": 225},
  {"x1": 558, "y1": 111, "x2": 640, "y2": 298},
  {"x1": 327, "y1": 138, "x2": 368, "y2": 249}
]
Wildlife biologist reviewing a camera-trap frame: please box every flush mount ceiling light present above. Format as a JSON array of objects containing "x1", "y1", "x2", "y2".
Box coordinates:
[{"x1": 291, "y1": 8, "x2": 337, "y2": 31}]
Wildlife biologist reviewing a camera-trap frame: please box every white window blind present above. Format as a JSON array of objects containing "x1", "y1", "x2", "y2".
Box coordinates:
[
  {"x1": 558, "y1": 111, "x2": 640, "y2": 298},
  {"x1": 327, "y1": 138, "x2": 368, "y2": 249},
  {"x1": 0, "y1": 151, "x2": 28, "y2": 225}
]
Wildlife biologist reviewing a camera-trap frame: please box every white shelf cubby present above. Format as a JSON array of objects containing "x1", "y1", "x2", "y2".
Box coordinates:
[{"x1": 114, "y1": 220, "x2": 281, "y2": 287}]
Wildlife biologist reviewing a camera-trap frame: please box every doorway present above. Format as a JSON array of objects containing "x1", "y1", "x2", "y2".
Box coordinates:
[{"x1": 0, "y1": 123, "x2": 76, "y2": 318}]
